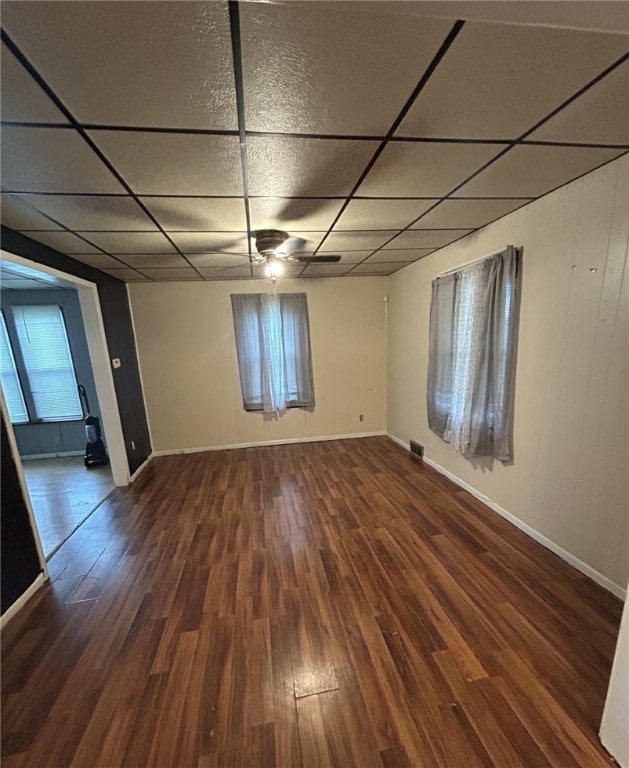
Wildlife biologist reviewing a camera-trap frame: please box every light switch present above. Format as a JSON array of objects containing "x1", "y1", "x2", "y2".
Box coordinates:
[{"x1": 112, "y1": 358, "x2": 121, "y2": 369}]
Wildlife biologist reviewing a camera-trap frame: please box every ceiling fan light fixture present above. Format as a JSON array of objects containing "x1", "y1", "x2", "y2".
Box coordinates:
[{"x1": 264, "y1": 258, "x2": 284, "y2": 283}]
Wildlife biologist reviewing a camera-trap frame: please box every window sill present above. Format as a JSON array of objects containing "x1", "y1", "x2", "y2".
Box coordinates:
[
  {"x1": 12, "y1": 417, "x2": 85, "y2": 426},
  {"x1": 244, "y1": 403, "x2": 314, "y2": 412}
]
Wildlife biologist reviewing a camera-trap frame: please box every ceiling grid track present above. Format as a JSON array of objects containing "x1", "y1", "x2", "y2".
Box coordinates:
[
  {"x1": 345, "y1": 49, "x2": 629, "y2": 274},
  {"x1": 0, "y1": 28, "x2": 202, "y2": 280},
  {"x1": 2, "y1": 121, "x2": 626, "y2": 154},
  {"x1": 228, "y1": 0, "x2": 254, "y2": 278},
  {"x1": 1, "y1": 5, "x2": 627, "y2": 282},
  {"x1": 299, "y1": 19, "x2": 466, "y2": 276}
]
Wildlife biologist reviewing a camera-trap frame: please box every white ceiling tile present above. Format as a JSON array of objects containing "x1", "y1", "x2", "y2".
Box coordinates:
[
  {"x1": 300, "y1": 263, "x2": 351, "y2": 276},
  {"x1": 397, "y1": 23, "x2": 629, "y2": 139},
  {"x1": 89, "y1": 131, "x2": 243, "y2": 196},
  {"x1": 358, "y1": 142, "x2": 503, "y2": 197},
  {"x1": 351, "y1": 262, "x2": 408, "y2": 274},
  {"x1": 413, "y1": 198, "x2": 531, "y2": 229},
  {"x1": 102, "y1": 268, "x2": 147, "y2": 282},
  {"x1": 139, "y1": 268, "x2": 202, "y2": 281},
  {"x1": 20, "y1": 195, "x2": 157, "y2": 231},
  {"x1": 1, "y1": 194, "x2": 62, "y2": 230},
  {"x1": 456, "y1": 146, "x2": 623, "y2": 197},
  {"x1": 529, "y1": 62, "x2": 629, "y2": 145},
  {"x1": 199, "y1": 266, "x2": 255, "y2": 280},
  {"x1": 187, "y1": 253, "x2": 249, "y2": 269},
  {"x1": 383, "y1": 229, "x2": 472, "y2": 249},
  {"x1": 18, "y1": 230, "x2": 102, "y2": 254},
  {"x1": 169, "y1": 232, "x2": 249, "y2": 254},
  {"x1": 335, "y1": 199, "x2": 438, "y2": 230},
  {"x1": 322, "y1": 231, "x2": 396, "y2": 251},
  {"x1": 1, "y1": 2, "x2": 236, "y2": 130},
  {"x1": 1, "y1": 42, "x2": 68, "y2": 123},
  {"x1": 1, "y1": 126, "x2": 126, "y2": 193},
  {"x1": 83, "y1": 232, "x2": 176, "y2": 254},
  {"x1": 69, "y1": 253, "x2": 126, "y2": 270},
  {"x1": 248, "y1": 198, "x2": 345, "y2": 232},
  {"x1": 116, "y1": 254, "x2": 190, "y2": 269},
  {"x1": 140, "y1": 197, "x2": 247, "y2": 232},
  {"x1": 368, "y1": 249, "x2": 434, "y2": 263},
  {"x1": 241, "y1": 2, "x2": 451, "y2": 134},
  {"x1": 247, "y1": 137, "x2": 378, "y2": 196},
  {"x1": 317, "y1": 251, "x2": 372, "y2": 264}
]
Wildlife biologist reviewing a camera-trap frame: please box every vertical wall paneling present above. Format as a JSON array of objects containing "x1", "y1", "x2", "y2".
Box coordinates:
[{"x1": 386, "y1": 155, "x2": 629, "y2": 591}]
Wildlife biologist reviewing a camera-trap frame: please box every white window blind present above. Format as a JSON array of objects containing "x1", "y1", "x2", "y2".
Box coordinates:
[
  {"x1": 12, "y1": 305, "x2": 82, "y2": 421},
  {"x1": 0, "y1": 312, "x2": 29, "y2": 424}
]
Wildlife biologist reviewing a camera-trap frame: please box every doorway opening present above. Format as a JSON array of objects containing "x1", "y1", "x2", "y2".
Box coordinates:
[{"x1": 0, "y1": 252, "x2": 129, "y2": 566}]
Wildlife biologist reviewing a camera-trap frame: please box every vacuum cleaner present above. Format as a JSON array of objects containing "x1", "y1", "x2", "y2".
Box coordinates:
[{"x1": 78, "y1": 384, "x2": 109, "y2": 468}]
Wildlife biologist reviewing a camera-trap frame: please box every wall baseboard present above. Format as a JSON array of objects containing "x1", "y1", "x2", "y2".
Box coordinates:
[
  {"x1": 20, "y1": 450, "x2": 84, "y2": 461},
  {"x1": 386, "y1": 433, "x2": 626, "y2": 601},
  {"x1": 0, "y1": 572, "x2": 47, "y2": 630},
  {"x1": 153, "y1": 431, "x2": 387, "y2": 457},
  {"x1": 129, "y1": 453, "x2": 154, "y2": 483}
]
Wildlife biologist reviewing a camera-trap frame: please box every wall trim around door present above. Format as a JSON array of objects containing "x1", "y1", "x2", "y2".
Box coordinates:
[
  {"x1": 1, "y1": 248, "x2": 129, "y2": 487},
  {"x1": 129, "y1": 452, "x2": 154, "y2": 482},
  {"x1": 386, "y1": 432, "x2": 626, "y2": 601},
  {"x1": 0, "y1": 572, "x2": 46, "y2": 630}
]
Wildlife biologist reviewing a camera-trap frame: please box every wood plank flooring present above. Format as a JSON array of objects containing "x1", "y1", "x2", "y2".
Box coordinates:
[
  {"x1": 1, "y1": 437, "x2": 623, "y2": 767},
  {"x1": 21, "y1": 456, "x2": 114, "y2": 558}
]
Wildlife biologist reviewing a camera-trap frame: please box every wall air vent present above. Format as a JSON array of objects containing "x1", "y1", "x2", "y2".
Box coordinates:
[{"x1": 409, "y1": 440, "x2": 424, "y2": 459}]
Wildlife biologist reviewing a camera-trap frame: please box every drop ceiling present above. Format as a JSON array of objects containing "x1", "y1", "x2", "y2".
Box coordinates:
[{"x1": 0, "y1": 1, "x2": 627, "y2": 283}]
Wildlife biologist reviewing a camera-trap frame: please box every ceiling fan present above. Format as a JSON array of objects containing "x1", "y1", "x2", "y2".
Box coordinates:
[{"x1": 252, "y1": 229, "x2": 341, "y2": 281}]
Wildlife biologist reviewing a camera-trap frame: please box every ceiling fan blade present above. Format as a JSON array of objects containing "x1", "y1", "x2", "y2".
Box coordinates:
[
  {"x1": 276, "y1": 236, "x2": 308, "y2": 256},
  {"x1": 293, "y1": 254, "x2": 342, "y2": 264}
]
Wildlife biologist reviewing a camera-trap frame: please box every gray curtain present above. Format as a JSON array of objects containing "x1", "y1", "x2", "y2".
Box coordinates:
[
  {"x1": 231, "y1": 293, "x2": 314, "y2": 413},
  {"x1": 427, "y1": 246, "x2": 520, "y2": 460}
]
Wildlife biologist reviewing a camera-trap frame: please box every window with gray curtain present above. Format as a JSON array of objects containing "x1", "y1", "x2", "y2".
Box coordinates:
[
  {"x1": 427, "y1": 246, "x2": 521, "y2": 460},
  {"x1": 231, "y1": 292, "x2": 314, "y2": 413}
]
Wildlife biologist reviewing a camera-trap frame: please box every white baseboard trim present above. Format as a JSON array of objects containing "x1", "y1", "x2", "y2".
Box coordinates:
[
  {"x1": 20, "y1": 450, "x2": 84, "y2": 461},
  {"x1": 129, "y1": 452, "x2": 154, "y2": 482},
  {"x1": 387, "y1": 433, "x2": 410, "y2": 452},
  {"x1": 386, "y1": 433, "x2": 626, "y2": 601},
  {"x1": 0, "y1": 572, "x2": 47, "y2": 630},
  {"x1": 153, "y1": 431, "x2": 387, "y2": 457}
]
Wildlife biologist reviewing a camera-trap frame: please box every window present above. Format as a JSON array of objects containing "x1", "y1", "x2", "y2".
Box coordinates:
[
  {"x1": 5, "y1": 305, "x2": 83, "y2": 422},
  {"x1": 231, "y1": 293, "x2": 314, "y2": 413},
  {"x1": 427, "y1": 246, "x2": 520, "y2": 460},
  {"x1": 0, "y1": 312, "x2": 29, "y2": 424}
]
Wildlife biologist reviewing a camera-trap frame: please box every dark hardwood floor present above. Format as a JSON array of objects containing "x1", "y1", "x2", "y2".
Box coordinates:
[
  {"x1": 1, "y1": 437, "x2": 622, "y2": 767},
  {"x1": 21, "y1": 456, "x2": 114, "y2": 559}
]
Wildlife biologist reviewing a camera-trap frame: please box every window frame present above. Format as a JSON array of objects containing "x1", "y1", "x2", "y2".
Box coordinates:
[
  {"x1": 1, "y1": 304, "x2": 84, "y2": 425},
  {"x1": 426, "y1": 246, "x2": 520, "y2": 460},
  {"x1": 0, "y1": 310, "x2": 30, "y2": 424},
  {"x1": 231, "y1": 292, "x2": 315, "y2": 413}
]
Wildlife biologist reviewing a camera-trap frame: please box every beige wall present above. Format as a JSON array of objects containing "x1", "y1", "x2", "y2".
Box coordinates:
[
  {"x1": 387, "y1": 155, "x2": 628, "y2": 590},
  {"x1": 129, "y1": 276, "x2": 387, "y2": 452}
]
